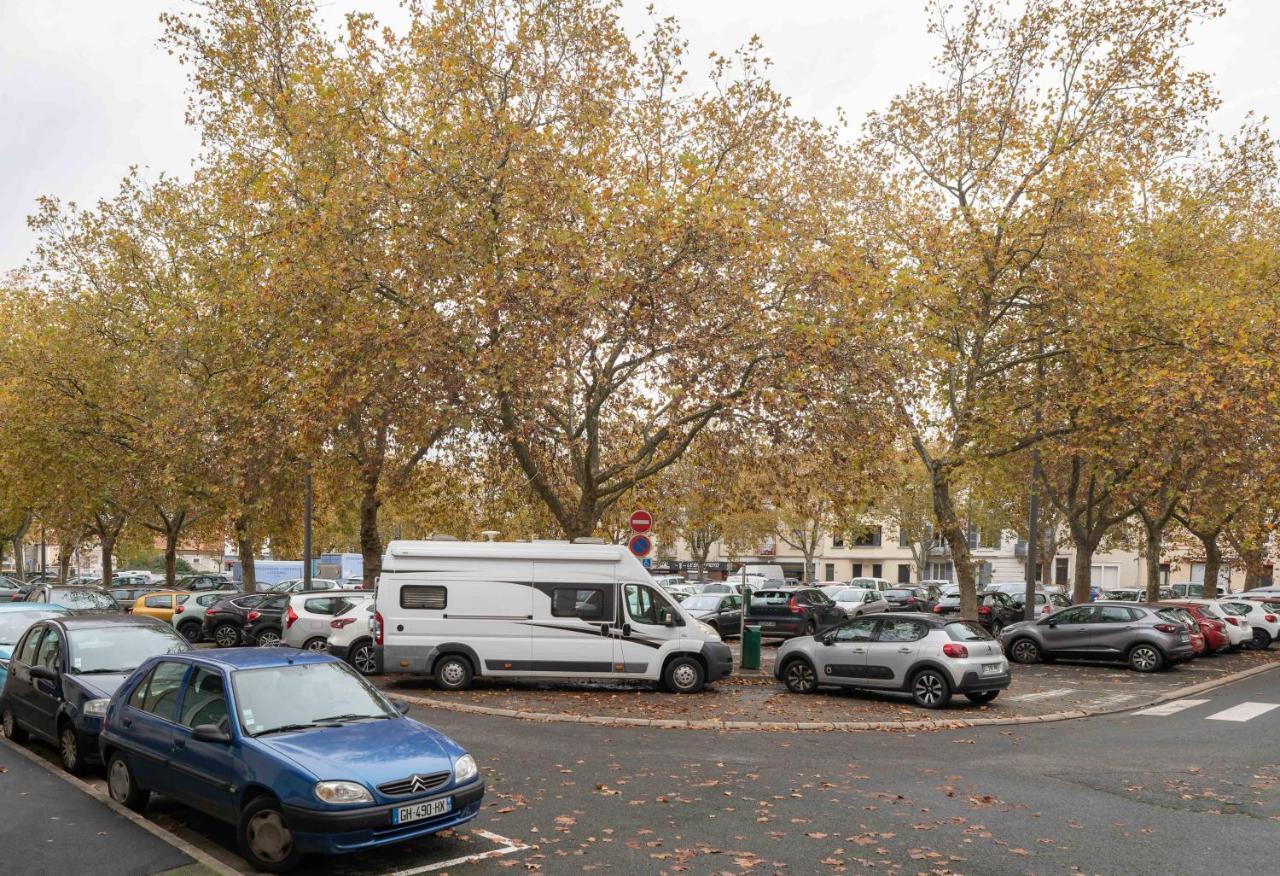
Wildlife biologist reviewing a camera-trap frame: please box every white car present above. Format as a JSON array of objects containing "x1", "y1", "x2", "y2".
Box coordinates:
[
  {"x1": 1217, "y1": 599, "x2": 1279, "y2": 648},
  {"x1": 850, "y1": 576, "x2": 894, "y2": 593},
  {"x1": 825, "y1": 586, "x2": 889, "y2": 618},
  {"x1": 1186, "y1": 599, "x2": 1253, "y2": 649},
  {"x1": 282, "y1": 591, "x2": 373, "y2": 650},
  {"x1": 268, "y1": 577, "x2": 344, "y2": 594},
  {"x1": 326, "y1": 600, "x2": 378, "y2": 675}
]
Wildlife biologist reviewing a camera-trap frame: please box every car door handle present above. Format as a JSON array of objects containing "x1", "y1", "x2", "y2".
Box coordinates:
[
  {"x1": 852, "y1": 647, "x2": 866, "y2": 653},
  {"x1": 122, "y1": 716, "x2": 132, "y2": 728},
  {"x1": 897, "y1": 647, "x2": 912, "y2": 654},
  {"x1": 173, "y1": 738, "x2": 186, "y2": 750}
]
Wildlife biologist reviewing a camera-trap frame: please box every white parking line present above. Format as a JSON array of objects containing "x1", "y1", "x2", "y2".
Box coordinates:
[
  {"x1": 1133, "y1": 698, "x2": 1210, "y2": 716},
  {"x1": 384, "y1": 829, "x2": 531, "y2": 875},
  {"x1": 1205, "y1": 702, "x2": 1280, "y2": 722},
  {"x1": 1012, "y1": 688, "x2": 1076, "y2": 701}
]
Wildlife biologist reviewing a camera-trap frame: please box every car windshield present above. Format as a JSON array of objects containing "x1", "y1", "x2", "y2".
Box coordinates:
[
  {"x1": 681, "y1": 596, "x2": 722, "y2": 611},
  {"x1": 884, "y1": 589, "x2": 914, "y2": 599},
  {"x1": 53, "y1": 588, "x2": 118, "y2": 611},
  {"x1": 233, "y1": 661, "x2": 396, "y2": 735},
  {"x1": 67, "y1": 625, "x2": 189, "y2": 673},
  {"x1": 1218, "y1": 602, "x2": 1250, "y2": 616},
  {"x1": 946, "y1": 621, "x2": 993, "y2": 641},
  {"x1": 0, "y1": 609, "x2": 64, "y2": 645}
]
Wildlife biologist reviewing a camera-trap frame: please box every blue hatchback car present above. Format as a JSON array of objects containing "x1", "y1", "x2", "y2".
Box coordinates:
[{"x1": 98, "y1": 648, "x2": 483, "y2": 872}]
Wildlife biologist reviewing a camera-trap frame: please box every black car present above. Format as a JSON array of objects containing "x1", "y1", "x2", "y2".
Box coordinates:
[
  {"x1": 933, "y1": 590, "x2": 1022, "y2": 634},
  {"x1": 882, "y1": 587, "x2": 938, "y2": 612},
  {"x1": 0, "y1": 614, "x2": 189, "y2": 773},
  {"x1": 680, "y1": 593, "x2": 744, "y2": 638},
  {"x1": 744, "y1": 587, "x2": 845, "y2": 639},
  {"x1": 201, "y1": 592, "x2": 288, "y2": 647}
]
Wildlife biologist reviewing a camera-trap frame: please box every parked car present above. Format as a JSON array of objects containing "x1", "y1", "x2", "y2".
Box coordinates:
[
  {"x1": 1216, "y1": 599, "x2": 1279, "y2": 648},
  {"x1": 679, "y1": 593, "x2": 743, "y2": 639},
  {"x1": 117, "y1": 570, "x2": 157, "y2": 584},
  {"x1": 775, "y1": 614, "x2": 1009, "y2": 708},
  {"x1": 129, "y1": 590, "x2": 193, "y2": 623},
  {"x1": 823, "y1": 586, "x2": 889, "y2": 618},
  {"x1": 1183, "y1": 599, "x2": 1253, "y2": 649},
  {"x1": 327, "y1": 601, "x2": 378, "y2": 675},
  {"x1": 1103, "y1": 587, "x2": 1176, "y2": 602},
  {"x1": 1169, "y1": 582, "x2": 1223, "y2": 599},
  {"x1": 933, "y1": 590, "x2": 1021, "y2": 634},
  {"x1": 1160, "y1": 601, "x2": 1230, "y2": 654},
  {"x1": 111, "y1": 573, "x2": 154, "y2": 588},
  {"x1": 1155, "y1": 606, "x2": 1206, "y2": 654},
  {"x1": 999, "y1": 602, "x2": 1196, "y2": 672},
  {"x1": 23, "y1": 585, "x2": 120, "y2": 613},
  {"x1": 849, "y1": 577, "x2": 894, "y2": 593},
  {"x1": 882, "y1": 586, "x2": 937, "y2": 612},
  {"x1": 242, "y1": 594, "x2": 290, "y2": 646},
  {"x1": 283, "y1": 592, "x2": 374, "y2": 650},
  {"x1": 0, "y1": 603, "x2": 70, "y2": 687},
  {"x1": 202, "y1": 593, "x2": 273, "y2": 647},
  {"x1": 698, "y1": 582, "x2": 743, "y2": 596},
  {"x1": 169, "y1": 589, "x2": 238, "y2": 642},
  {"x1": 1006, "y1": 591, "x2": 1072, "y2": 619},
  {"x1": 744, "y1": 588, "x2": 845, "y2": 639},
  {"x1": 0, "y1": 576, "x2": 24, "y2": 602},
  {"x1": 174, "y1": 573, "x2": 235, "y2": 593},
  {"x1": 269, "y1": 577, "x2": 343, "y2": 594},
  {"x1": 98, "y1": 649, "x2": 483, "y2": 871},
  {"x1": 0, "y1": 614, "x2": 189, "y2": 773},
  {"x1": 107, "y1": 585, "x2": 160, "y2": 609}
]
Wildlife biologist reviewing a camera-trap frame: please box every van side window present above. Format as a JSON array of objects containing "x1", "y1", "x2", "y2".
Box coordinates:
[
  {"x1": 551, "y1": 588, "x2": 605, "y2": 620},
  {"x1": 400, "y1": 585, "x2": 447, "y2": 610},
  {"x1": 624, "y1": 584, "x2": 662, "y2": 625}
]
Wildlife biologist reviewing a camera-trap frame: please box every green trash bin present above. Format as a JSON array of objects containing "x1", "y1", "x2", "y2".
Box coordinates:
[{"x1": 741, "y1": 626, "x2": 762, "y2": 671}]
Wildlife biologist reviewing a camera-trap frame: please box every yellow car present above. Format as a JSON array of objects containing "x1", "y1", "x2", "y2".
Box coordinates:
[{"x1": 129, "y1": 590, "x2": 192, "y2": 623}]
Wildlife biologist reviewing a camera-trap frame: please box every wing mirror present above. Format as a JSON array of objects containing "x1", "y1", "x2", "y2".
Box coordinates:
[
  {"x1": 820, "y1": 633, "x2": 836, "y2": 646},
  {"x1": 191, "y1": 724, "x2": 231, "y2": 744},
  {"x1": 660, "y1": 609, "x2": 676, "y2": 627},
  {"x1": 395, "y1": 701, "x2": 410, "y2": 715},
  {"x1": 30, "y1": 666, "x2": 58, "y2": 682}
]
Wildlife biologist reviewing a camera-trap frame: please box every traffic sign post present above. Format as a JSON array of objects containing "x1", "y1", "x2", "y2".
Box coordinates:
[
  {"x1": 629, "y1": 510, "x2": 653, "y2": 533},
  {"x1": 628, "y1": 534, "x2": 652, "y2": 558},
  {"x1": 641, "y1": 557, "x2": 652, "y2": 569}
]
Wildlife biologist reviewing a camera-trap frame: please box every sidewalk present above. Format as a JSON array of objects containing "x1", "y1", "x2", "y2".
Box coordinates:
[{"x1": 373, "y1": 647, "x2": 1280, "y2": 731}]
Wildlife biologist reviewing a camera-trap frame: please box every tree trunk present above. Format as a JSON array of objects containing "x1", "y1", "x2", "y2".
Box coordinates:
[
  {"x1": 1241, "y1": 547, "x2": 1265, "y2": 591},
  {"x1": 235, "y1": 516, "x2": 257, "y2": 593},
  {"x1": 930, "y1": 465, "x2": 977, "y2": 617},
  {"x1": 10, "y1": 537, "x2": 22, "y2": 580},
  {"x1": 58, "y1": 550, "x2": 72, "y2": 584},
  {"x1": 1143, "y1": 523, "x2": 1162, "y2": 601},
  {"x1": 359, "y1": 477, "x2": 382, "y2": 590},
  {"x1": 1073, "y1": 543, "x2": 1095, "y2": 605},
  {"x1": 100, "y1": 533, "x2": 116, "y2": 588},
  {"x1": 1199, "y1": 532, "x2": 1223, "y2": 597}
]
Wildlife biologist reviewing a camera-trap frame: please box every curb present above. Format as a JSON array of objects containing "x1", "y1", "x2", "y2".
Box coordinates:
[{"x1": 384, "y1": 660, "x2": 1280, "y2": 733}]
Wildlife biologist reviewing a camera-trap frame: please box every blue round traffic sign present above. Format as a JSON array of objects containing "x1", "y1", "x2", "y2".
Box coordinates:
[{"x1": 628, "y1": 534, "x2": 652, "y2": 558}]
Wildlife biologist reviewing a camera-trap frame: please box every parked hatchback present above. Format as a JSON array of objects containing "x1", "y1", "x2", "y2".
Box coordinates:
[
  {"x1": 999, "y1": 602, "x2": 1195, "y2": 672},
  {"x1": 775, "y1": 614, "x2": 1009, "y2": 708},
  {"x1": 23, "y1": 585, "x2": 120, "y2": 613},
  {"x1": 745, "y1": 588, "x2": 845, "y2": 639},
  {"x1": 130, "y1": 590, "x2": 192, "y2": 623},
  {"x1": 0, "y1": 614, "x2": 189, "y2": 773},
  {"x1": 98, "y1": 649, "x2": 483, "y2": 872},
  {"x1": 824, "y1": 587, "x2": 889, "y2": 618},
  {"x1": 678, "y1": 593, "x2": 743, "y2": 639},
  {"x1": 327, "y1": 602, "x2": 378, "y2": 675},
  {"x1": 283, "y1": 592, "x2": 373, "y2": 651},
  {"x1": 173, "y1": 589, "x2": 241, "y2": 643},
  {"x1": 203, "y1": 593, "x2": 281, "y2": 647}
]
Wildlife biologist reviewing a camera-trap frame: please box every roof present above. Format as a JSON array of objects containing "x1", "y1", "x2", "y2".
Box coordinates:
[
  {"x1": 53, "y1": 614, "x2": 172, "y2": 630},
  {"x1": 176, "y1": 647, "x2": 338, "y2": 670},
  {"x1": 879, "y1": 612, "x2": 950, "y2": 625},
  {"x1": 0, "y1": 602, "x2": 68, "y2": 613},
  {"x1": 384, "y1": 539, "x2": 630, "y2": 564}
]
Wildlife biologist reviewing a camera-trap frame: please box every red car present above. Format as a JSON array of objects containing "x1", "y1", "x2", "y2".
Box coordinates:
[{"x1": 1161, "y1": 601, "x2": 1230, "y2": 654}]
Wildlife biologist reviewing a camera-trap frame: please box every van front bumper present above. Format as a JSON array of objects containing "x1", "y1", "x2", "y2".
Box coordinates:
[{"x1": 702, "y1": 642, "x2": 734, "y2": 682}]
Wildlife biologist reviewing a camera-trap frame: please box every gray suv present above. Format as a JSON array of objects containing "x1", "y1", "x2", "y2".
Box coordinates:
[
  {"x1": 998, "y1": 602, "x2": 1195, "y2": 672},
  {"x1": 774, "y1": 613, "x2": 1010, "y2": 708}
]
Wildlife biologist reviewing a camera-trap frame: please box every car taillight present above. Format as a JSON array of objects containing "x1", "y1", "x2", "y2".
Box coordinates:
[
  {"x1": 977, "y1": 606, "x2": 991, "y2": 616},
  {"x1": 1226, "y1": 616, "x2": 1239, "y2": 626},
  {"x1": 374, "y1": 611, "x2": 384, "y2": 646},
  {"x1": 1266, "y1": 615, "x2": 1277, "y2": 624},
  {"x1": 788, "y1": 597, "x2": 802, "y2": 615},
  {"x1": 906, "y1": 597, "x2": 916, "y2": 604},
  {"x1": 932, "y1": 604, "x2": 943, "y2": 613},
  {"x1": 942, "y1": 643, "x2": 968, "y2": 658},
  {"x1": 247, "y1": 610, "x2": 261, "y2": 622},
  {"x1": 1153, "y1": 623, "x2": 1180, "y2": 633},
  {"x1": 331, "y1": 617, "x2": 357, "y2": 629},
  {"x1": 174, "y1": 604, "x2": 184, "y2": 614},
  {"x1": 286, "y1": 606, "x2": 298, "y2": 629}
]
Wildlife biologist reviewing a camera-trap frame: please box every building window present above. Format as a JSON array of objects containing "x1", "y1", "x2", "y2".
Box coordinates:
[
  {"x1": 872, "y1": 563, "x2": 883, "y2": 578},
  {"x1": 898, "y1": 528, "x2": 909, "y2": 548},
  {"x1": 824, "y1": 563, "x2": 835, "y2": 581},
  {"x1": 897, "y1": 564, "x2": 912, "y2": 584},
  {"x1": 851, "y1": 563, "x2": 863, "y2": 577},
  {"x1": 851, "y1": 526, "x2": 882, "y2": 547},
  {"x1": 831, "y1": 533, "x2": 844, "y2": 548},
  {"x1": 967, "y1": 525, "x2": 980, "y2": 550},
  {"x1": 1055, "y1": 557, "x2": 1069, "y2": 585}
]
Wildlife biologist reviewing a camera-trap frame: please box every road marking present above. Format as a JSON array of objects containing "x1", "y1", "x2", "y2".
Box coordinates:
[
  {"x1": 1133, "y1": 699, "x2": 1210, "y2": 716},
  {"x1": 1206, "y1": 702, "x2": 1280, "y2": 722},
  {"x1": 383, "y1": 829, "x2": 531, "y2": 875},
  {"x1": 1012, "y1": 688, "x2": 1076, "y2": 701},
  {"x1": 1087, "y1": 693, "x2": 1136, "y2": 708}
]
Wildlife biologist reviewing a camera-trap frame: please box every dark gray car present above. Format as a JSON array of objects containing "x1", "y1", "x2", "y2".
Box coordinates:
[
  {"x1": 998, "y1": 601, "x2": 1195, "y2": 672},
  {"x1": 679, "y1": 593, "x2": 743, "y2": 639}
]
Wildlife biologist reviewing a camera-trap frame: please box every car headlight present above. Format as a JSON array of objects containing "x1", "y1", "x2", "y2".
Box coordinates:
[
  {"x1": 314, "y1": 781, "x2": 373, "y2": 804},
  {"x1": 698, "y1": 621, "x2": 720, "y2": 640},
  {"x1": 82, "y1": 698, "x2": 110, "y2": 717},
  {"x1": 454, "y1": 753, "x2": 478, "y2": 783}
]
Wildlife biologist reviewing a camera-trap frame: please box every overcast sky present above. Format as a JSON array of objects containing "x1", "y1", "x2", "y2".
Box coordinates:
[{"x1": 3, "y1": 1, "x2": 1278, "y2": 273}]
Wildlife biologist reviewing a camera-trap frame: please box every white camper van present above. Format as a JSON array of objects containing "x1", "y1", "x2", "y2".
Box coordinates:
[{"x1": 374, "y1": 540, "x2": 734, "y2": 693}]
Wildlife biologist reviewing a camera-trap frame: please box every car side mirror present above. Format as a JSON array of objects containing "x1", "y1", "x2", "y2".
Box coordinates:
[
  {"x1": 821, "y1": 634, "x2": 835, "y2": 646},
  {"x1": 30, "y1": 665, "x2": 58, "y2": 682},
  {"x1": 660, "y1": 609, "x2": 676, "y2": 627},
  {"x1": 395, "y1": 701, "x2": 410, "y2": 715},
  {"x1": 191, "y1": 724, "x2": 231, "y2": 744}
]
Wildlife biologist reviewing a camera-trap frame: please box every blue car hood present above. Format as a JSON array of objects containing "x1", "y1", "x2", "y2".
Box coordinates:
[
  {"x1": 257, "y1": 717, "x2": 457, "y2": 786},
  {"x1": 67, "y1": 672, "x2": 133, "y2": 699}
]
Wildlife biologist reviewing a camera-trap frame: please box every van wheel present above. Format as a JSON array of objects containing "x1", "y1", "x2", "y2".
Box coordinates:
[
  {"x1": 2, "y1": 706, "x2": 28, "y2": 743},
  {"x1": 663, "y1": 656, "x2": 706, "y2": 694},
  {"x1": 107, "y1": 752, "x2": 150, "y2": 812},
  {"x1": 238, "y1": 796, "x2": 301, "y2": 873},
  {"x1": 434, "y1": 655, "x2": 474, "y2": 691}
]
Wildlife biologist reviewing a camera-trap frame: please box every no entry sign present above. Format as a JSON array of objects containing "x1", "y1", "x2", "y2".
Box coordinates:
[
  {"x1": 628, "y1": 534, "x2": 652, "y2": 558},
  {"x1": 630, "y1": 509, "x2": 653, "y2": 533}
]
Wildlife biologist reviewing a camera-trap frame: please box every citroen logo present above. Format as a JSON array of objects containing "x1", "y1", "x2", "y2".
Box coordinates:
[{"x1": 410, "y1": 775, "x2": 430, "y2": 792}]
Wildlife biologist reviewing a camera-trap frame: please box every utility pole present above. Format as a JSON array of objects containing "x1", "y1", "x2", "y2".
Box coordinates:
[{"x1": 302, "y1": 471, "x2": 313, "y2": 589}]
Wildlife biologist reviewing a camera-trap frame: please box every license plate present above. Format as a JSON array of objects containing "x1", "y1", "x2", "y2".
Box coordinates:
[
  {"x1": 1179, "y1": 632, "x2": 1189, "y2": 642},
  {"x1": 981, "y1": 663, "x2": 1002, "y2": 676},
  {"x1": 392, "y1": 797, "x2": 452, "y2": 825},
  {"x1": 759, "y1": 621, "x2": 775, "y2": 628}
]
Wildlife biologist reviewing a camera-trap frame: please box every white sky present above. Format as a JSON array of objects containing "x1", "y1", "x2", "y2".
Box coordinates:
[{"x1": 3, "y1": 0, "x2": 1278, "y2": 272}]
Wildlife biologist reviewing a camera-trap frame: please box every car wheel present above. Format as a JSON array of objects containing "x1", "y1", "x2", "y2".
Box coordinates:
[
  {"x1": 238, "y1": 796, "x2": 302, "y2": 874},
  {"x1": 434, "y1": 655, "x2": 474, "y2": 691},
  {"x1": 107, "y1": 752, "x2": 150, "y2": 812},
  {"x1": 350, "y1": 640, "x2": 377, "y2": 675},
  {"x1": 214, "y1": 623, "x2": 241, "y2": 648},
  {"x1": 59, "y1": 722, "x2": 87, "y2": 775},
  {"x1": 255, "y1": 628, "x2": 283, "y2": 648},
  {"x1": 990, "y1": 618, "x2": 1003, "y2": 637},
  {"x1": 1008, "y1": 638, "x2": 1042, "y2": 664},
  {"x1": 910, "y1": 668, "x2": 952, "y2": 709},
  {"x1": 1, "y1": 705, "x2": 28, "y2": 743},
  {"x1": 803, "y1": 619, "x2": 816, "y2": 637},
  {"x1": 965, "y1": 690, "x2": 1000, "y2": 705},
  {"x1": 1251, "y1": 628, "x2": 1272, "y2": 649},
  {"x1": 663, "y1": 655, "x2": 706, "y2": 694},
  {"x1": 177, "y1": 621, "x2": 202, "y2": 643},
  {"x1": 302, "y1": 637, "x2": 328, "y2": 652},
  {"x1": 783, "y1": 659, "x2": 817, "y2": 694},
  {"x1": 1127, "y1": 643, "x2": 1164, "y2": 673}
]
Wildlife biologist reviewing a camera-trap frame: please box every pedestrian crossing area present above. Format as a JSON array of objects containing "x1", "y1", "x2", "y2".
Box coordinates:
[{"x1": 1133, "y1": 698, "x2": 1280, "y2": 721}]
